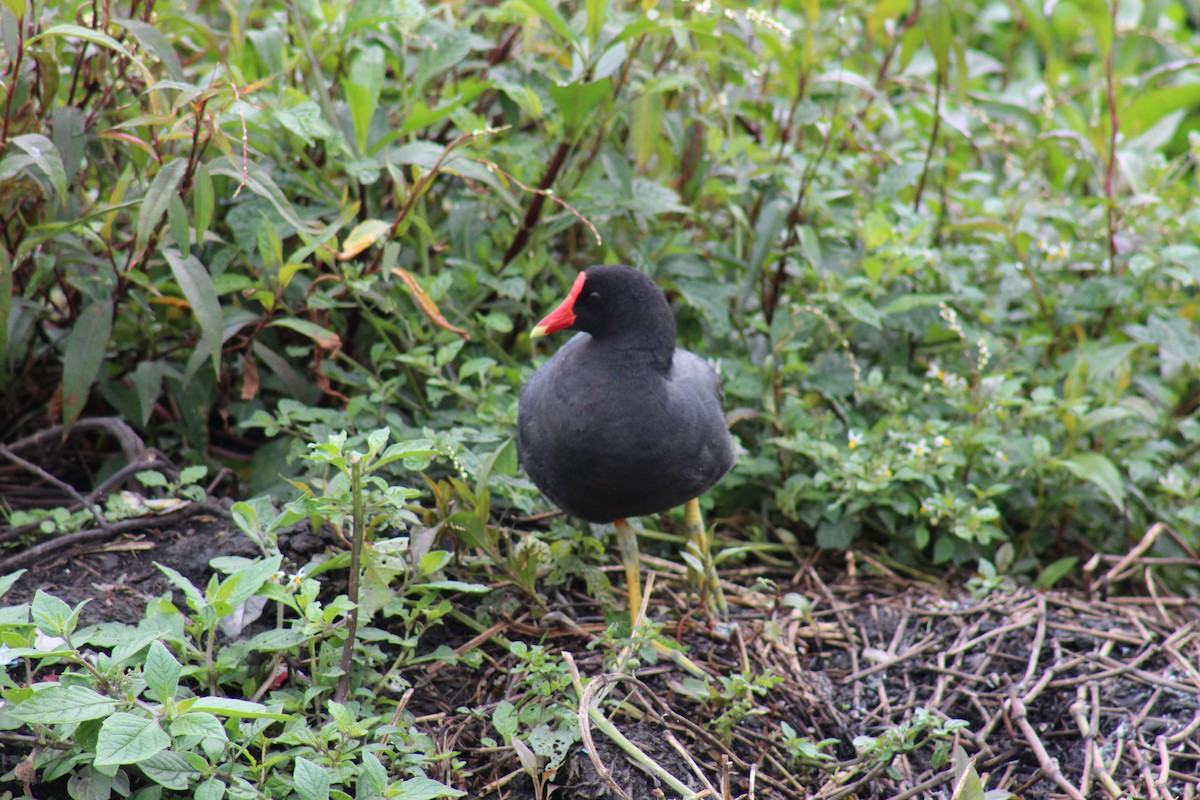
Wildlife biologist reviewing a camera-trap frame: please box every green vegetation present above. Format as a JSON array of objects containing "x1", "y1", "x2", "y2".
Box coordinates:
[{"x1": 2, "y1": 0, "x2": 1199, "y2": 794}]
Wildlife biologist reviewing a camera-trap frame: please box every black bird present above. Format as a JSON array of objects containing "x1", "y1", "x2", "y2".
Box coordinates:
[{"x1": 518, "y1": 265, "x2": 736, "y2": 620}]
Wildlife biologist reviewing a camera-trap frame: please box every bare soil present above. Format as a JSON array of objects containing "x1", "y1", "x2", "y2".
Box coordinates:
[{"x1": 2, "y1": 421, "x2": 1199, "y2": 799}]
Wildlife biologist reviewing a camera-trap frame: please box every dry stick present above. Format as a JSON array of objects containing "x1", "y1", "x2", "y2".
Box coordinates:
[
  {"x1": 1085, "y1": 522, "x2": 1169, "y2": 589},
  {"x1": 886, "y1": 765, "x2": 961, "y2": 800},
  {"x1": 663, "y1": 731, "x2": 721, "y2": 799},
  {"x1": 563, "y1": 652, "x2": 674, "y2": 799},
  {"x1": 1069, "y1": 683, "x2": 1122, "y2": 799},
  {"x1": 1130, "y1": 735, "x2": 1170, "y2": 800},
  {"x1": 842, "y1": 632, "x2": 942, "y2": 682},
  {"x1": 89, "y1": 457, "x2": 179, "y2": 502},
  {"x1": 477, "y1": 160, "x2": 601, "y2": 249},
  {"x1": 578, "y1": 672, "x2": 698, "y2": 798},
  {"x1": 0, "y1": 443, "x2": 112, "y2": 532},
  {"x1": 633, "y1": 686, "x2": 802, "y2": 800},
  {"x1": 501, "y1": 140, "x2": 572, "y2": 266},
  {"x1": 0, "y1": 503, "x2": 226, "y2": 573},
  {"x1": 1019, "y1": 595, "x2": 1048, "y2": 686},
  {"x1": 1162, "y1": 618, "x2": 1199, "y2": 657},
  {"x1": 1166, "y1": 709, "x2": 1200, "y2": 745},
  {"x1": 1156, "y1": 734, "x2": 1174, "y2": 796},
  {"x1": 1087, "y1": 655, "x2": 1198, "y2": 695},
  {"x1": 1007, "y1": 694, "x2": 1087, "y2": 800},
  {"x1": 1048, "y1": 620, "x2": 1145, "y2": 645},
  {"x1": 6, "y1": 417, "x2": 148, "y2": 462}
]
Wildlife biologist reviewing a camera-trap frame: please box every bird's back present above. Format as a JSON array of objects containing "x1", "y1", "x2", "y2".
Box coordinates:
[{"x1": 518, "y1": 336, "x2": 734, "y2": 523}]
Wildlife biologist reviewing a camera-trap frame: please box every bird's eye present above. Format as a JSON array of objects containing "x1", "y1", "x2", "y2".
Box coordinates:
[{"x1": 585, "y1": 291, "x2": 601, "y2": 304}]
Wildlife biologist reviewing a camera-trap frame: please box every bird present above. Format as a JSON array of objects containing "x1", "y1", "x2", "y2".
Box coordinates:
[{"x1": 517, "y1": 264, "x2": 736, "y2": 623}]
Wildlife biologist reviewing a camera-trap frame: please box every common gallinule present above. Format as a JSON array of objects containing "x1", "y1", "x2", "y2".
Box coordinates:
[{"x1": 518, "y1": 264, "x2": 736, "y2": 621}]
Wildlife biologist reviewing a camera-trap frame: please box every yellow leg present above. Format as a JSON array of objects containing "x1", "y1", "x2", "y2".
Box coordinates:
[
  {"x1": 684, "y1": 497, "x2": 727, "y2": 617},
  {"x1": 614, "y1": 518, "x2": 643, "y2": 624}
]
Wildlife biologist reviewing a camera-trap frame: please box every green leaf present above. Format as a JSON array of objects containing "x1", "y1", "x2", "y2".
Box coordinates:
[
  {"x1": 749, "y1": 198, "x2": 789, "y2": 277},
  {"x1": 417, "y1": 550, "x2": 451, "y2": 576},
  {"x1": 136, "y1": 159, "x2": 188, "y2": 256},
  {"x1": 268, "y1": 318, "x2": 342, "y2": 350},
  {"x1": 205, "y1": 157, "x2": 317, "y2": 234},
  {"x1": 111, "y1": 18, "x2": 184, "y2": 80},
  {"x1": 293, "y1": 757, "x2": 330, "y2": 800},
  {"x1": 548, "y1": 77, "x2": 611, "y2": 135},
  {"x1": 163, "y1": 250, "x2": 221, "y2": 377},
  {"x1": 94, "y1": 713, "x2": 171, "y2": 765},
  {"x1": 0, "y1": 569, "x2": 26, "y2": 600},
  {"x1": 1035, "y1": 557, "x2": 1079, "y2": 590},
  {"x1": 925, "y1": 0, "x2": 953, "y2": 79},
  {"x1": 360, "y1": 752, "x2": 387, "y2": 795},
  {"x1": 180, "y1": 465, "x2": 208, "y2": 484},
  {"x1": 952, "y1": 746, "x2": 986, "y2": 800},
  {"x1": 218, "y1": 555, "x2": 283, "y2": 607},
  {"x1": 170, "y1": 712, "x2": 228, "y2": 760},
  {"x1": 493, "y1": 700, "x2": 518, "y2": 739},
  {"x1": 30, "y1": 24, "x2": 151, "y2": 81},
  {"x1": 10, "y1": 685, "x2": 116, "y2": 724},
  {"x1": 168, "y1": 193, "x2": 190, "y2": 256},
  {"x1": 392, "y1": 776, "x2": 466, "y2": 800},
  {"x1": 195, "y1": 777, "x2": 227, "y2": 800},
  {"x1": 61, "y1": 299, "x2": 113, "y2": 431},
  {"x1": 584, "y1": 0, "x2": 605, "y2": 45},
  {"x1": 513, "y1": 0, "x2": 578, "y2": 48},
  {"x1": 130, "y1": 360, "x2": 166, "y2": 427},
  {"x1": 4, "y1": 134, "x2": 67, "y2": 205},
  {"x1": 1066, "y1": 0, "x2": 1112, "y2": 56},
  {"x1": 155, "y1": 562, "x2": 205, "y2": 609},
  {"x1": 111, "y1": 627, "x2": 168, "y2": 667},
  {"x1": 1055, "y1": 453, "x2": 1126, "y2": 509},
  {"x1": 816, "y1": 517, "x2": 859, "y2": 550},
  {"x1": 528, "y1": 724, "x2": 574, "y2": 768},
  {"x1": 411, "y1": 580, "x2": 490, "y2": 593},
  {"x1": 30, "y1": 589, "x2": 75, "y2": 635},
  {"x1": 193, "y1": 162, "x2": 214, "y2": 244},
  {"x1": 247, "y1": 627, "x2": 310, "y2": 652},
  {"x1": 338, "y1": 218, "x2": 391, "y2": 259},
  {"x1": 180, "y1": 696, "x2": 291, "y2": 720},
  {"x1": 343, "y1": 47, "x2": 385, "y2": 154},
  {"x1": 144, "y1": 640, "x2": 181, "y2": 702},
  {"x1": 631, "y1": 92, "x2": 663, "y2": 169},
  {"x1": 139, "y1": 750, "x2": 200, "y2": 790},
  {"x1": 413, "y1": 29, "x2": 472, "y2": 93},
  {"x1": 276, "y1": 101, "x2": 337, "y2": 146}
]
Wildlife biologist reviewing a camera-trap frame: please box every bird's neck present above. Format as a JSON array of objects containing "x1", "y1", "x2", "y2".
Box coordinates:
[{"x1": 592, "y1": 326, "x2": 676, "y2": 374}]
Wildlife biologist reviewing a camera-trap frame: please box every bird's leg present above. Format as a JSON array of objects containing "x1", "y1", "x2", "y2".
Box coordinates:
[
  {"x1": 614, "y1": 518, "x2": 643, "y2": 624},
  {"x1": 684, "y1": 497, "x2": 727, "y2": 618}
]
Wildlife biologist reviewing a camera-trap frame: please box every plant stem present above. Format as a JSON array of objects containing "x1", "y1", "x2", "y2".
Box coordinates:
[{"x1": 335, "y1": 453, "x2": 365, "y2": 704}]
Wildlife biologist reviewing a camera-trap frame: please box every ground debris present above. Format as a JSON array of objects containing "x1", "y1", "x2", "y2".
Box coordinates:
[{"x1": 438, "y1": 551, "x2": 1200, "y2": 800}]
